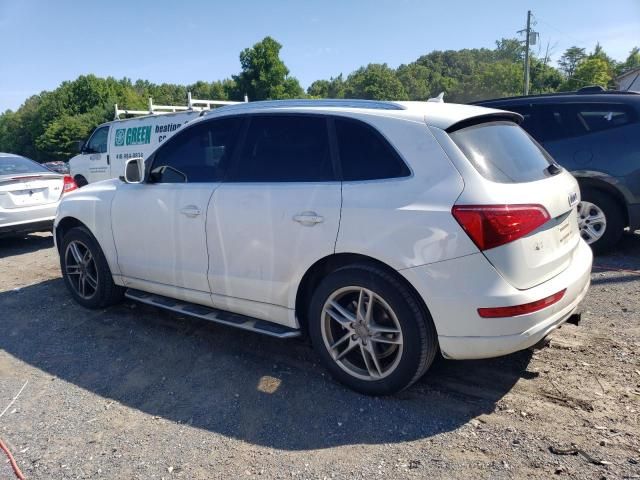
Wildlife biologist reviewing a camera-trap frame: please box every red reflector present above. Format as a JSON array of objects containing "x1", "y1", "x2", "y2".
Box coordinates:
[
  {"x1": 452, "y1": 204, "x2": 550, "y2": 251},
  {"x1": 62, "y1": 175, "x2": 78, "y2": 194},
  {"x1": 478, "y1": 289, "x2": 566, "y2": 318}
]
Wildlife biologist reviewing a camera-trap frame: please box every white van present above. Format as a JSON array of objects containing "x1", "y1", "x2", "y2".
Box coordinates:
[{"x1": 69, "y1": 95, "x2": 240, "y2": 185}]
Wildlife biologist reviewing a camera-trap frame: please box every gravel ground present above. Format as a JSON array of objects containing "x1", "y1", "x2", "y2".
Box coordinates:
[{"x1": 1, "y1": 232, "x2": 639, "y2": 479}]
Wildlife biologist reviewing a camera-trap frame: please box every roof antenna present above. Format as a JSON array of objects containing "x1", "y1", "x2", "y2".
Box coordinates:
[{"x1": 427, "y1": 92, "x2": 445, "y2": 103}]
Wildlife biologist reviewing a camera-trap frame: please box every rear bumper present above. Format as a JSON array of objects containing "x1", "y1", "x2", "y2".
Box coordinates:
[
  {"x1": 400, "y1": 239, "x2": 593, "y2": 360},
  {"x1": 0, "y1": 203, "x2": 57, "y2": 236}
]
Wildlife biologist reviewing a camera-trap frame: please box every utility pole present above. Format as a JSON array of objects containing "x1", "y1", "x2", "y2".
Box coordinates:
[
  {"x1": 518, "y1": 10, "x2": 538, "y2": 95},
  {"x1": 523, "y1": 10, "x2": 532, "y2": 96}
]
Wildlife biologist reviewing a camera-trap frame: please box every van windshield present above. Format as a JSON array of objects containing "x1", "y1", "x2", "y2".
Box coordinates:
[{"x1": 449, "y1": 121, "x2": 554, "y2": 183}]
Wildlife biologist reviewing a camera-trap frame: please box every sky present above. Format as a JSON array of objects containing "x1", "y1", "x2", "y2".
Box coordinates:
[{"x1": 1, "y1": 0, "x2": 639, "y2": 111}]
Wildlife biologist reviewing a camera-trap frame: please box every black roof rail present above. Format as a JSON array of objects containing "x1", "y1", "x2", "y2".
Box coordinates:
[{"x1": 470, "y1": 88, "x2": 639, "y2": 104}]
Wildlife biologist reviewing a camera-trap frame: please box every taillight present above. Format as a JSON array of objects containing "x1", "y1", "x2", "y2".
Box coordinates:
[
  {"x1": 452, "y1": 204, "x2": 550, "y2": 251},
  {"x1": 478, "y1": 289, "x2": 566, "y2": 318},
  {"x1": 62, "y1": 175, "x2": 78, "y2": 194}
]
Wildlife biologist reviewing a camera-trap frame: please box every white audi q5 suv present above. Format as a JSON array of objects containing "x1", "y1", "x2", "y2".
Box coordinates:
[{"x1": 54, "y1": 99, "x2": 592, "y2": 395}]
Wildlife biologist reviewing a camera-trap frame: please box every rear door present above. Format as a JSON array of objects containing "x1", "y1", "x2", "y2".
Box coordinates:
[
  {"x1": 208, "y1": 114, "x2": 341, "y2": 313},
  {"x1": 448, "y1": 120, "x2": 582, "y2": 289}
]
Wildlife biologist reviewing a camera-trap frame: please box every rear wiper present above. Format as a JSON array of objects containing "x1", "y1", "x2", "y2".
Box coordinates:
[{"x1": 546, "y1": 163, "x2": 562, "y2": 175}]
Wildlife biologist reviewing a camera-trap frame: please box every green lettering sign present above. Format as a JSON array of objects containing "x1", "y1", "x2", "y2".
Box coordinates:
[{"x1": 120, "y1": 125, "x2": 152, "y2": 146}]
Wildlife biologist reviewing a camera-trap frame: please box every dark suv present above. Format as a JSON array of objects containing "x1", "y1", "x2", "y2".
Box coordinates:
[{"x1": 473, "y1": 88, "x2": 640, "y2": 252}]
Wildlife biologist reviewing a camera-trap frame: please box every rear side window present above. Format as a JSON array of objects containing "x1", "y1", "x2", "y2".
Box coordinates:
[
  {"x1": 229, "y1": 115, "x2": 333, "y2": 182},
  {"x1": 506, "y1": 104, "x2": 576, "y2": 143},
  {"x1": 449, "y1": 121, "x2": 553, "y2": 183},
  {"x1": 576, "y1": 104, "x2": 637, "y2": 133},
  {"x1": 335, "y1": 118, "x2": 410, "y2": 181},
  {"x1": 150, "y1": 117, "x2": 242, "y2": 183}
]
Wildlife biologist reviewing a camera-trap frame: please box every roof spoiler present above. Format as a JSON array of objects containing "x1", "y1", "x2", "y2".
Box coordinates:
[{"x1": 445, "y1": 112, "x2": 523, "y2": 133}]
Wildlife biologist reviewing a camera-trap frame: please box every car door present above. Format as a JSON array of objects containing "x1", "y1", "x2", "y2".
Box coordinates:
[
  {"x1": 111, "y1": 117, "x2": 243, "y2": 305},
  {"x1": 81, "y1": 125, "x2": 111, "y2": 183},
  {"x1": 207, "y1": 114, "x2": 341, "y2": 325}
]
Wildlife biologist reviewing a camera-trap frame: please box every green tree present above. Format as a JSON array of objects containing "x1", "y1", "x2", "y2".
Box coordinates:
[
  {"x1": 558, "y1": 46, "x2": 586, "y2": 78},
  {"x1": 307, "y1": 75, "x2": 345, "y2": 98},
  {"x1": 618, "y1": 47, "x2": 640, "y2": 75},
  {"x1": 343, "y1": 64, "x2": 408, "y2": 100},
  {"x1": 396, "y1": 63, "x2": 431, "y2": 100},
  {"x1": 494, "y1": 38, "x2": 525, "y2": 63},
  {"x1": 232, "y1": 36, "x2": 304, "y2": 100},
  {"x1": 562, "y1": 56, "x2": 613, "y2": 90}
]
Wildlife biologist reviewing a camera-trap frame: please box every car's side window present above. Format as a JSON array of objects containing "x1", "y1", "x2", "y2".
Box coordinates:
[
  {"x1": 575, "y1": 104, "x2": 637, "y2": 134},
  {"x1": 334, "y1": 117, "x2": 410, "y2": 181},
  {"x1": 86, "y1": 126, "x2": 109, "y2": 154},
  {"x1": 228, "y1": 115, "x2": 334, "y2": 182},
  {"x1": 149, "y1": 117, "x2": 243, "y2": 183}
]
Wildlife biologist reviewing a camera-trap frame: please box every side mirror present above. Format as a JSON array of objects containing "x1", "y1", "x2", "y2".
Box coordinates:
[{"x1": 124, "y1": 157, "x2": 144, "y2": 183}]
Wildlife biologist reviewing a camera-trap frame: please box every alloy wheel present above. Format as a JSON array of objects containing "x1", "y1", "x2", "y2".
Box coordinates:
[
  {"x1": 321, "y1": 286, "x2": 403, "y2": 381},
  {"x1": 64, "y1": 240, "x2": 98, "y2": 299}
]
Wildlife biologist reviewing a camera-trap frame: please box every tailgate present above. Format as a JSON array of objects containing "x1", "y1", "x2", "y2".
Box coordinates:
[
  {"x1": 0, "y1": 175, "x2": 64, "y2": 209},
  {"x1": 481, "y1": 172, "x2": 581, "y2": 289},
  {"x1": 446, "y1": 119, "x2": 583, "y2": 290}
]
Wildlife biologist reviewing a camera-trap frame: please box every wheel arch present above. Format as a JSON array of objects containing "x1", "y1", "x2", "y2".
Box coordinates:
[
  {"x1": 55, "y1": 216, "x2": 90, "y2": 254},
  {"x1": 294, "y1": 252, "x2": 435, "y2": 335},
  {"x1": 575, "y1": 176, "x2": 629, "y2": 227}
]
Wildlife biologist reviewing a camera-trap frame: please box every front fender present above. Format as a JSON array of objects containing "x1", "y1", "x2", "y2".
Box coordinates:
[{"x1": 55, "y1": 179, "x2": 121, "y2": 275}]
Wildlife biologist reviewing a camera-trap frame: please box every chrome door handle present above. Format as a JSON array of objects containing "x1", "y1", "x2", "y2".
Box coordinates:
[
  {"x1": 180, "y1": 206, "x2": 201, "y2": 218},
  {"x1": 293, "y1": 212, "x2": 324, "y2": 226}
]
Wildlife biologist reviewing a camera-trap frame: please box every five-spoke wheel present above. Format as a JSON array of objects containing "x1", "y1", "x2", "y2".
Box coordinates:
[
  {"x1": 60, "y1": 226, "x2": 124, "y2": 308},
  {"x1": 310, "y1": 264, "x2": 438, "y2": 395},
  {"x1": 64, "y1": 240, "x2": 99, "y2": 299},
  {"x1": 322, "y1": 287, "x2": 403, "y2": 381}
]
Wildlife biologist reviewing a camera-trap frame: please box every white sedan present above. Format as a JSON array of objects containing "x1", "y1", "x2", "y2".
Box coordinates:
[{"x1": 1, "y1": 153, "x2": 77, "y2": 237}]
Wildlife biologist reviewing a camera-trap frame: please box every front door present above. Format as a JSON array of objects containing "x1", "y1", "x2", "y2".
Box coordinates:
[
  {"x1": 207, "y1": 114, "x2": 341, "y2": 323},
  {"x1": 111, "y1": 117, "x2": 243, "y2": 305}
]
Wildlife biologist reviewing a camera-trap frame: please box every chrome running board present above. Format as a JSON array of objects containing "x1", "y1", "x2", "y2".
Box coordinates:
[{"x1": 124, "y1": 288, "x2": 301, "y2": 339}]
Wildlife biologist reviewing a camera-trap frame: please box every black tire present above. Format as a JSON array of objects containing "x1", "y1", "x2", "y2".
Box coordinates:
[
  {"x1": 579, "y1": 189, "x2": 624, "y2": 254},
  {"x1": 74, "y1": 175, "x2": 88, "y2": 188},
  {"x1": 60, "y1": 226, "x2": 124, "y2": 309},
  {"x1": 308, "y1": 264, "x2": 438, "y2": 395}
]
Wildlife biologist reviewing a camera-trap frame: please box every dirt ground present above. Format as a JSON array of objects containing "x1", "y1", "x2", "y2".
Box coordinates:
[{"x1": 1, "y1": 232, "x2": 639, "y2": 479}]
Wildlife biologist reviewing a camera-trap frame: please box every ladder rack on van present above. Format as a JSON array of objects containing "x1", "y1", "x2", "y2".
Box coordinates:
[{"x1": 114, "y1": 92, "x2": 248, "y2": 119}]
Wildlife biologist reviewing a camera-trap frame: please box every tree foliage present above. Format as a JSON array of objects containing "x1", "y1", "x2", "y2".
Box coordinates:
[
  {"x1": 232, "y1": 36, "x2": 303, "y2": 100},
  {"x1": 0, "y1": 36, "x2": 636, "y2": 162}
]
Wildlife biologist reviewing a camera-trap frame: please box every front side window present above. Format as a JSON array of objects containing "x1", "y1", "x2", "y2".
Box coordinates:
[
  {"x1": 229, "y1": 115, "x2": 334, "y2": 182},
  {"x1": 450, "y1": 121, "x2": 554, "y2": 183},
  {"x1": 149, "y1": 117, "x2": 242, "y2": 183},
  {"x1": 335, "y1": 117, "x2": 410, "y2": 181},
  {"x1": 86, "y1": 126, "x2": 109, "y2": 154}
]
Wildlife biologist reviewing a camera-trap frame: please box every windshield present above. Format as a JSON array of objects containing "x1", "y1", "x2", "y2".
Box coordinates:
[
  {"x1": 0, "y1": 155, "x2": 50, "y2": 176},
  {"x1": 449, "y1": 121, "x2": 554, "y2": 183}
]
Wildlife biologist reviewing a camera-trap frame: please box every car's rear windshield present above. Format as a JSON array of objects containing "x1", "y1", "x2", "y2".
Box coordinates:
[
  {"x1": 449, "y1": 121, "x2": 554, "y2": 183},
  {"x1": 0, "y1": 155, "x2": 49, "y2": 176}
]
